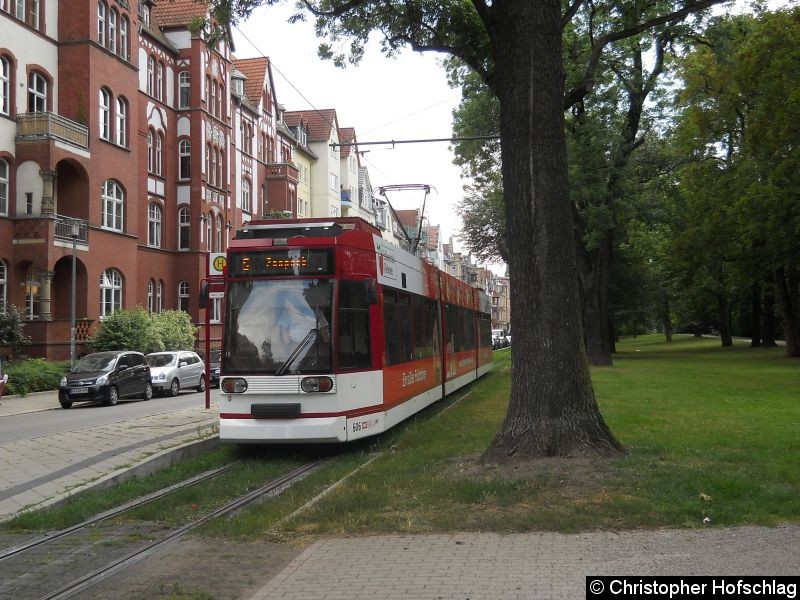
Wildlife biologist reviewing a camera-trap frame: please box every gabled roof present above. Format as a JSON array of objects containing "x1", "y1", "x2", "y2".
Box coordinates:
[
  {"x1": 339, "y1": 127, "x2": 356, "y2": 158},
  {"x1": 233, "y1": 57, "x2": 270, "y2": 107},
  {"x1": 153, "y1": 0, "x2": 209, "y2": 28},
  {"x1": 284, "y1": 109, "x2": 338, "y2": 142}
]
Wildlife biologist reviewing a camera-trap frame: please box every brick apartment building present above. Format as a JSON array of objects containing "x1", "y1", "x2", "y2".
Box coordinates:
[{"x1": 0, "y1": 0, "x2": 312, "y2": 360}]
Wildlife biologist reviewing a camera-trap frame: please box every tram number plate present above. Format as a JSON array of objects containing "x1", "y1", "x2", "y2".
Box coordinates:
[{"x1": 70, "y1": 387, "x2": 89, "y2": 394}]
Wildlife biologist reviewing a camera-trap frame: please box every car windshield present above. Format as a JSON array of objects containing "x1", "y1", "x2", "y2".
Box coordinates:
[
  {"x1": 147, "y1": 354, "x2": 177, "y2": 368},
  {"x1": 73, "y1": 354, "x2": 117, "y2": 373},
  {"x1": 223, "y1": 279, "x2": 333, "y2": 375}
]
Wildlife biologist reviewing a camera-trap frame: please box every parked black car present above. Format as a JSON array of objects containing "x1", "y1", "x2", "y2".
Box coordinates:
[
  {"x1": 209, "y1": 349, "x2": 221, "y2": 388},
  {"x1": 59, "y1": 351, "x2": 152, "y2": 408}
]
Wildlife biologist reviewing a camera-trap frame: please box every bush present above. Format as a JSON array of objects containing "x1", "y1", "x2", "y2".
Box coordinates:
[
  {"x1": 154, "y1": 310, "x2": 197, "y2": 351},
  {"x1": 4, "y1": 359, "x2": 69, "y2": 396},
  {"x1": 91, "y1": 308, "x2": 198, "y2": 354},
  {"x1": 0, "y1": 305, "x2": 31, "y2": 358}
]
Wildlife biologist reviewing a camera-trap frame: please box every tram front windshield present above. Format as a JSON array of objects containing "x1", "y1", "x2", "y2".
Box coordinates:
[{"x1": 224, "y1": 279, "x2": 333, "y2": 375}]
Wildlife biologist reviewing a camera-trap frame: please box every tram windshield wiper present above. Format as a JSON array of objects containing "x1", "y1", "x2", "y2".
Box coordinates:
[{"x1": 276, "y1": 329, "x2": 320, "y2": 376}]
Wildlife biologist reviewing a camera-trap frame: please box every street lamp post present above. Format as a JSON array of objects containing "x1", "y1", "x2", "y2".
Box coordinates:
[{"x1": 70, "y1": 221, "x2": 79, "y2": 368}]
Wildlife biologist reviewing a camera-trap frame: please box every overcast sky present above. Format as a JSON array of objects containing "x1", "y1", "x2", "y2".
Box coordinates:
[{"x1": 233, "y1": 3, "x2": 473, "y2": 255}]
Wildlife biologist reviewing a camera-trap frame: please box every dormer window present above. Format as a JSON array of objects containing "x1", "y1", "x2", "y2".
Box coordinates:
[
  {"x1": 140, "y1": 2, "x2": 150, "y2": 25},
  {"x1": 231, "y1": 70, "x2": 245, "y2": 98}
]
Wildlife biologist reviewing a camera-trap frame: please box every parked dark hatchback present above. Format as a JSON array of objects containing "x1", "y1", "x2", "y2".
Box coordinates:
[{"x1": 59, "y1": 351, "x2": 152, "y2": 408}]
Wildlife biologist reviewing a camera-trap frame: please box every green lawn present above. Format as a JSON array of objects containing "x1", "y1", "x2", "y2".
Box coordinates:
[{"x1": 210, "y1": 335, "x2": 799, "y2": 539}]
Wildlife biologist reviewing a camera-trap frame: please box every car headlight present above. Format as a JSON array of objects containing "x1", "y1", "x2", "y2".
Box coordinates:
[
  {"x1": 60, "y1": 377, "x2": 67, "y2": 387},
  {"x1": 96, "y1": 374, "x2": 108, "y2": 385},
  {"x1": 157, "y1": 373, "x2": 166, "y2": 381}
]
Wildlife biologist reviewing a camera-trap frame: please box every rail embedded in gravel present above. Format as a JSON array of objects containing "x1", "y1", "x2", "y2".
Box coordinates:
[
  {"x1": 37, "y1": 459, "x2": 325, "y2": 600},
  {"x1": 0, "y1": 461, "x2": 238, "y2": 562}
]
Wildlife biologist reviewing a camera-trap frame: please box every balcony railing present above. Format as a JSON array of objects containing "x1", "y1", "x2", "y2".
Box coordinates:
[
  {"x1": 16, "y1": 112, "x2": 89, "y2": 150},
  {"x1": 54, "y1": 215, "x2": 89, "y2": 243},
  {"x1": 265, "y1": 162, "x2": 300, "y2": 180}
]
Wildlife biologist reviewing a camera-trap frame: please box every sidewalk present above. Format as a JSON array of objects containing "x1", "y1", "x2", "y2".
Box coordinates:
[{"x1": 0, "y1": 391, "x2": 219, "y2": 522}]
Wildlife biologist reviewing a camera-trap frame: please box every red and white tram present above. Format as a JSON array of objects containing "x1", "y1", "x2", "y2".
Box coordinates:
[{"x1": 218, "y1": 217, "x2": 493, "y2": 443}]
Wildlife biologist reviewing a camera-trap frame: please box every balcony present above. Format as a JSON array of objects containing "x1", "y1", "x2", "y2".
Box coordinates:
[
  {"x1": 265, "y1": 162, "x2": 299, "y2": 181},
  {"x1": 54, "y1": 215, "x2": 89, "y2": 243},
  {"x1": 16, "y1": 112, "x2": 89, "y2": 151},
  {"x1": 340, "y1": 189, "x2": 353, "y2": 206}
]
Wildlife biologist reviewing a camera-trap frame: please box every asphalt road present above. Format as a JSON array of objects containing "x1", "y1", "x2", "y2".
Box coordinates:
[{"x1": 0, "y1": 389, "x2": 218, "y2": 444}]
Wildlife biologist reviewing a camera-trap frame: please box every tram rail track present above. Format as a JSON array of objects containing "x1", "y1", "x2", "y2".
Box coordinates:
[{"x1": 0, "y1": 458, "x2": 325, "y2": 600}]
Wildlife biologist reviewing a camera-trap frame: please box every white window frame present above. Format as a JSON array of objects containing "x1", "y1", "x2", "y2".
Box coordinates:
[
  {"x1": 241, "y1": 178, "x2": 251, "y2": 213},
  {"x1": 99, "y1": 88, "x2": 111, "y2": 140},
  {"x1": 178, "y1": 71, "x2": 190, "y2": 109},
  {"x1": 0, "y1": 159, "x2": 8, "y2": 216},
  {"x1": 0, "y1": 56, "x2": 9, "y2": 116},
  {"x1": 147, "y1": 279, "x2": 154, "y2": 312},
  {"x1": 108, "y1": 8, "x2": 117, "y2": 54},
  {"x1": 156, "y1": 280, "x2": 163, "y2": 313},
  {"x1": 179, "y1": 139, "x2": 191, "y2": 179},
  {"x1": 97, "y1": 1, "x2": 106, "y2": 46},
  {"x1": 0, "y1": 260, "x2": 7, "y2": 312},
  {"x1": 115, "y1": 97, "x2": 127, "y2": 146},
  {"x1": 147, "y1": 55, "x2": 155, "y2": 96},
  {"x1": 210, "y1": 297, "x2": 221, "y2": 323},
  {"x1": 99, "y1": 268, "x2": 122, "y2": 319},
  {"x1": 178, "y1": 281, "x2": 189, "y2": 312},
  {"x1": 28, "y1": 72, "x2": 47, "y2": 112},
  {"x1": 148, "y1": 203, "x2": 162, "y2": 248},
  {"x1": 101, "y1": 180, "x2": 124, "y2": 231},
  {"x1": 178, "y1": 207, "x2": 191, "y2": 250}
]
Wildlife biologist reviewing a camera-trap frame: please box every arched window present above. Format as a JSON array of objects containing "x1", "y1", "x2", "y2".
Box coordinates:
[
  {"x1": 206, "y1": 214, "x2": 212, "y2": 251},
  {"x1": 147, "y1": 130, "x2": 154, "y2": 173},
  {"x1": 241, "y1": 178, "x2": 251, "y2": 213},
  {"x1": 178, "y1": 71, "x2": 190, "y2": 109},
  {"x1": 119, "y1": 16, "x2": 129, "y2": 60},
  {"x1": 147, "y1": 203, "x2": 162, "y2": 248},
  {"x1": 216, "y1": 217, "x2": 222, "y2": 251},
  {"x1": 147, "y1": 55, "x2": 155, "y2": 96},
  {"x1": 0, "y1": 159, "x2": 8, "y2": 216},
  {"x1": 115, "y1": 97, "x2": 127, "y2": 146},
  {"x1": 147, "y1": 279, "x2": 154, "y2": 312},
  {"x1": 155, "y1": 132, "x2": 163, "y2": 176},
  {"x1": 178, "y1": 281, "x2": 189, "y2": 312},
  {"x1": 178, "y1": 139, "x2": 191, "y2": 179},
  {"x1": 28, "y1": 72, "x2": 47, "y2": 112},
  {"x1": 217, "y1": 149, "x2": 224, "y2": 187},
  {"x1": 1, "y1": 56, "x2": 10, "y2": 116},
  {"x1": 156, "y1": 61, "x2": 164, "y2": 101},
  {"x1": 99, "y1": 88, "x2": 111, "y2": 140},
  {"x1": 156, "y1": 280, "x2": 163, "y2": 313},
  {"x1": 178, "y1": 206, "x2": 190, "y2": 250},
  {"x1": 97, "y1": 1, "x2": 107, "y2": 46},
  {"x1": 101, "y1": 180, "x2": 124, "y2": 231},
  {"x1": 99, "y1": 268, "x2": 122, "y2": 318},
  {"x1": 209, "y1": 146, "x2": 217, "y2": 186},
  {"x1": 210, "y1": 80, "x2": 216, "y2": 117},
  {"x1": 108, "y1": 8, "x2": 117, "y2": 54},
  {"x1": 0, "y1": 260, "x2": 7, "y2": 312}
]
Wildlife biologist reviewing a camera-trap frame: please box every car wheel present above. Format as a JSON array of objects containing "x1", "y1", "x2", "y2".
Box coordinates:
[
  {"x1": 104, "y1": 386, "x2": 119, "y2": 406},
  {"x1": 60, "y1": 400, "x2": 73, "y2": 409},
  {"x1": 169, "y1": 378, "x2": 180, "y2": 397},
  {"x1": 143, "y1": 382, "x2": 153, "y2": 401},
  {"x1": 196, "y1": 375, "x2": 206, "y2": 392}
]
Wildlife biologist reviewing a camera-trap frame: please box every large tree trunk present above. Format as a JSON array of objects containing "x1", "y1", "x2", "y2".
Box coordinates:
[
  {"x1": 716, "y1": 293, "x2": 733, "y2": 347},
  {"x1": 762, "y1": 281, "x2": 778, "y2": 347},
  {"x1": 774, "y1": 267, "x2": 800, "y2": 357},
  {"x1": 485, "y1": 0, "x2": 624, "y2": 459},
  {"x1": 750, "y1": 281, "x2": 762, "y2": 348},
  {"x1": 584, "y1": 235, "x2": 614, "y2": 366}
]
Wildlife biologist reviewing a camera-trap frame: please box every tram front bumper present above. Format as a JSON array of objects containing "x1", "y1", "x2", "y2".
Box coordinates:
[{"x1": 219, "y1": 415, "x2": 348, "y2": 443}]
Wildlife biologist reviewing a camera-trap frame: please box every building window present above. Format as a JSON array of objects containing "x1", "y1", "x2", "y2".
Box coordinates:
[
  {"x1": 27, "y1": 0, "x2": 39, "y2": 28},
  {"x1": 210, "y1": 297, "x2": 221, "y2": 323},
  {"x1": 147, "y1": 130, "x2": 154, "y2": 173},
  {"x1": 217, "y1": 149, "x2": 224, "y2": 186},
  {"x1": 147, "y1": 55, "x2": 155, "y2": 96},
  {"x1": 178, "y1": 207, "x2": 190, "y2": 250},
  {"x1": 101, "y1": 180, "x2": 124, "y2": 231},
  {"x1": 28, "y1": 72, "x2": 47, "y2": 112},
  {"x1": 155, "y1": 132, "x2": 163, "y2": 176},
  {"x1": 178, "y1": 71, "x2": 190, "y2": 109},
  {"x1": 147, "y1": 203, "x2": 162, "y2": 248},
  {"x1": 147, "y1": 279, "x2": 154, "y2": 312},
  {"x1": 156, "y1": 61, "x2": 163, "y2": 101},
  {"x1": 178, "y1": 281, "x2": 189, "y2": 312},
  {"x1": 156, "y1": 280, "x2": 163, "y2": 313},
  {"x1": 99, "y1": 88, "x2": 111, "y2": 140},
  {"x1": 330, "y1": 173, "x2": 338, "y2": 191},
  {"x1": 141, "y1": 3, "x2": 150, "y2": 25},
  {"x1": 209, "y1": 145, "x2": 216, "y2": 186},
  {"x1": 178, "y1": 139, "x2": 191, "y2": 179},
  {"x1": 206, "y1": 215, "x2": 212, "y2": 251},
  {"x1": 108, "y1": 8, "x2": 117, "y2": 54},
  {"x1": 216, "y1": 217, "x2": 222, "y2": 252},
  {"x1": 115, "y1": 97, "x2": 127, "y2": 146},
  {"x1": 25, "y1": 192, "x2": 33, "y2": 214},
  {"x1": 0, "y1": 159, "x2": 7, "y2": 216},
  {"x1": 210, "y1": 81, "x2": 216, "y2": 117},
  {"x1": 97, "y1": 1, "x2": 106, "y2": 46},
  {"x1": 0, "y1": 260, "x2": 7, "y2": 312},
  {"x1": 99, "y1": 268, "x2": 122, "y2": 318},
  {"x1": 241, "y1": 178, "x2": 251, "y2": 213},
  {"x1": 1, "y1": 56, "x2": 10, "y2": 116},
  {"x1": 119, "y1": 16, "x2": 129, "y2": 60}
]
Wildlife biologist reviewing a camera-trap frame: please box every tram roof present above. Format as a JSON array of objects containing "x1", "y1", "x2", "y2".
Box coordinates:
[{"x1": 234, "y1": 217, "x2": 382, "y2": 241}]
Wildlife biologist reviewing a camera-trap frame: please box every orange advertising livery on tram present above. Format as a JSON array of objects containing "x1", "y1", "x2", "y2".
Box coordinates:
[{"x1": 218, "y1": 217, "x2": 493, "y2": 443}]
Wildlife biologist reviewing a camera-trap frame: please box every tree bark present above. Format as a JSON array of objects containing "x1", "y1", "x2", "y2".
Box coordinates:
[
  {"x1": 774, "y1": 268, "x2": 800, "y2": 357},
  {"x1": 716, "y1": 293, "x2": 733, "y2": 347},
  {"x1": 484, "y1": 0, "x2": 624, "y2": 459},
  {"x1": 750, "y1": 281, "x2": 762, "y2": 348},
  {"x1": 762, "y1": 281, "x2": 777, "y2": 347},
  {"x1": 584, "y1": 234, "x2": 615, "y2": 366}
]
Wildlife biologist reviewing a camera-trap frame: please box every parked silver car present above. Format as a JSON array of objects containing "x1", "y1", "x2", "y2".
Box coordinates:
[{"x1": 146, "y1": 351, "x2": 206, "y2": 397}]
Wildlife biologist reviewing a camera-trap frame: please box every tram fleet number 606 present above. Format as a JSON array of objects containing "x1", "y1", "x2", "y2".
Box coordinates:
[{"x1": 217, "y1": 217, "x2": 493, "y2": 443}]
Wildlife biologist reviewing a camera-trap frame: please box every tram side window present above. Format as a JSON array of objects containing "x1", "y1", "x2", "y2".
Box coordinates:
[
  {"x1": 413, "y1": 296, "x2": 438, "y2": 359},
  {"x1": 338, "y1": 280, "x2": 371, "y2": 370},
  {"x1": 383, "y1": 290, "x2": 414, "y2": 365},
  {"x1": 445, "y1": 303, "x2": 477, "y2": 353},
  {"x1": 478, "y1": 312, "x2": 491, "y2": 347}
]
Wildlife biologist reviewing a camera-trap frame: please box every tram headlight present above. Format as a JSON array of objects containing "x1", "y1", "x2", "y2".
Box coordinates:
[
  {"x1": 301, "y1": 376, "x2": 333, "y2": 393},
  {"x1": 221, "y1": 378, "x2": 248, "y2": 394}
]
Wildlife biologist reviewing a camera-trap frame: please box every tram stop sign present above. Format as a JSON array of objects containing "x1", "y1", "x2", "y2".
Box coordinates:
[{"x1": 209, "y1": 252, "x2": 227, "y2": 276}]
